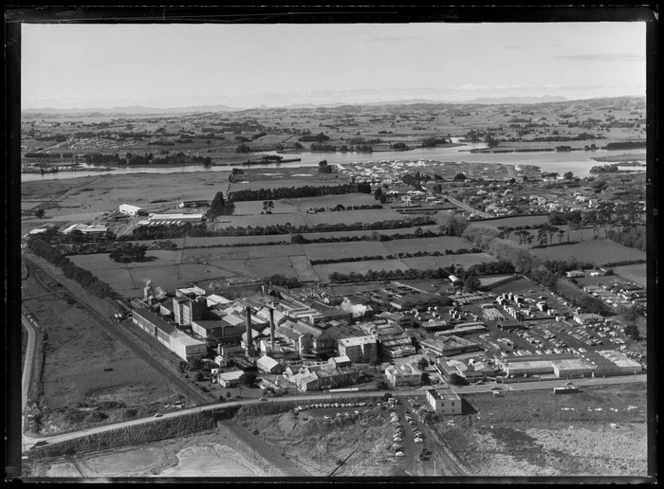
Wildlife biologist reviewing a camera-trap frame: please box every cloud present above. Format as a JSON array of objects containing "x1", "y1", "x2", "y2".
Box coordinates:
[
  {"x1": 557, "y1": 53, "x2": 645, "y2": 62},
  {"x1": 365, "y1": 35, "x2": 418, "y2": 43}
]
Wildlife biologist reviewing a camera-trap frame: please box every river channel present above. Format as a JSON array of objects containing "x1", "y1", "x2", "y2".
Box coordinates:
[{"x1": 21, "y1": 142, "x2": 645, "y2": 182}]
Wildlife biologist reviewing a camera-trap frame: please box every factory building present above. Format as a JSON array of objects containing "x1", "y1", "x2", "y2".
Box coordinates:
[
  {"x1": 173, "y1": 296, "x2": 207, "y2": 326},
  {"x1": 552, "y1": 359, "x2": 596, "y2": 378},
  {"x1": 131, "y1": 308, "x2": 206, "y2": 361},
  {"x1": 256, "y1": 355, "x2": 285, "y2": 375},
  {"x1": 596, "y1": 350, "x2": 643, "y2": 375},
  {"x1": 191, "y1": 319, "x2": 244, "y2": 341},
  {"x1": 337, "y1": 335, "x2": 378, "y2": 363},
  {"x1": 169, "y1": 330, "x2": 208, "y2": 362}
]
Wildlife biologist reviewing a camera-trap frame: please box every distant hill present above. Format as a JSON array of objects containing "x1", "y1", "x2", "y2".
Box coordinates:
[
  {"x1": 21, "y1": 104, "x2": 238, "y2": 116},
  {"x1": 462, "y1": 95, "x2": 568, "y2": 105},
  {"x1": 22, "y1": 95, "x2": 645, "y2": 117}
]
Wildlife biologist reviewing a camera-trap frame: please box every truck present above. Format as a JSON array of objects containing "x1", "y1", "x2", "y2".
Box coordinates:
[{"x1": 553, "y1": 386, "x2": 579, "y2": 394}]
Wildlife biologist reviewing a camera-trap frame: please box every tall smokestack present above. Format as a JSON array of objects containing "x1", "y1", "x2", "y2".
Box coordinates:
[
  {"x1": 269, "y1": 307, "x2": 275, "y2": 350},
  {"x1": 245, "y1": 306, "x2": 253, "y2": 357}
]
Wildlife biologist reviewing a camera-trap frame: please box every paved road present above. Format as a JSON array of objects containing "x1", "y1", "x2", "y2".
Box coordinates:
[
  {"x1": 449, "y1": 374, "x2": 647, "y2": 395},
  {"x1": 21, "y1": 316, "x2": 37, "y2": 433},
  {"x1": 444, "y1": 195, "x2": 492, "y2": 218},
  {"x1": 23, "y1": 372, "x2": 647, "y2": 451}
]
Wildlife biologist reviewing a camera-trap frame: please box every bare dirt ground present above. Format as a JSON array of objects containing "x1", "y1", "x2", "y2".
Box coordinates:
[
  {"x1": 27, "y1": 430, "x2": 272, "y2": 478},
  {"x1": 21, "y1": 258, "x2": 189, "y2": 437},
  {"x1": 24, "y1": 382, "x2": 650, "y2": 480},
  {"x1": 437, "y1": 383, "x2": 649, "y2": 477}
]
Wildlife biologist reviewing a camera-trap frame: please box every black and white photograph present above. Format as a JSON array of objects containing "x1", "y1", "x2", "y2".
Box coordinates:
[{"x1": 5, "y1": 6, "x2": 657, "y2": 483}]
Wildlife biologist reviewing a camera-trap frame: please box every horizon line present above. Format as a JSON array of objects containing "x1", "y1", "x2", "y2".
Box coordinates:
[{"x1": 20, "y1": 94, "x2": 646, "y2": 113}]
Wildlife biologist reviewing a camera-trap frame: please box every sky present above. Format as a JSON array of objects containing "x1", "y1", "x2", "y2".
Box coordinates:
[{"x1": 21, "y1": 21, "x2": 646, "y2": 109}]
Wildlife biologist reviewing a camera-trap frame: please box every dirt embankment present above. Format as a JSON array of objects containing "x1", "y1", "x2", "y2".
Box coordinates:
[{"x1": 27, "y1": 411, "x2": 218, "y2": 461}]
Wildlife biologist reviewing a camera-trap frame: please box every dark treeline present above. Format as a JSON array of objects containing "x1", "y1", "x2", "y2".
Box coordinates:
[
  {"x1": 227, "y1": 184, "x2": 371, "y2": 202},
  {"x1": 24, "y1": 152, "x2": 71, "y2": 159},
  {"x1": 604, "y1": 141, "x2": 647, "y2": 150},
  {"x1": 26, "y1": 235, "x2": 117, "y2": 299},
  {"x1": 126, "y1": 216, "x2": 434, "y2": 241},
  {"x1": 307, "y1": 204, "x2": 383, "y2": 213},
  {"x1": 606, "y1": 227, "x2": 647, "y2": 252},
  {"x1": 329, "y1": 267, "x2": 453, "y2": 283},
  {"x1": 109, "y1": 243, "x2": 151, "y2": 263},
  {"x1": 309, "y1": 247, "x2": 483, "y2": 265},
  {"x1": 463, "y1": 223, "x2": 613, "y2": 315},
  {"x1": 83, "y1": 152, "x2": 211, "y2": 165},
  {"x1": 298, "y1": 132, "x2": 330, "y2": 143}
]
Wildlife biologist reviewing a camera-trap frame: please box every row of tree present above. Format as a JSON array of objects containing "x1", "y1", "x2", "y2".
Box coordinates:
[
  {"x1": 26, "y1": 236, "x2": 117, "y2": 299},
  {"x1": 328, "y1": 266, "x2": 453, "y2": 283},
  {"x1": 227, "y1": 184, "x2": 371, "y2": 202},
  {"x1": 308, "y1": 247, "x2": 482, "y2": 266},
  {"x1": 461, "y1": 222, "x2": 614, "y2": 315}
]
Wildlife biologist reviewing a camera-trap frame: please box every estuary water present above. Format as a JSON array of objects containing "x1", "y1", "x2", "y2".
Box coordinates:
[{"x1": 21, "y1": 142, "x2": 644, "y2": 182}]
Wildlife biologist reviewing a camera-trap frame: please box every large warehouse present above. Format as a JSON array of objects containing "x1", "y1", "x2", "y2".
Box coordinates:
[
  {"x1": 149, "y1": 213, "x2": 204, "y2": 223},
  {"x1": 596, "y1": 350, "x2": 643, "y2": 375},
  {"x1": 131, "y1": 308, "x2": 206, "y2": 362},
  {"x1": 501, "y1": 355, "x2": 595, "y2": 378}
]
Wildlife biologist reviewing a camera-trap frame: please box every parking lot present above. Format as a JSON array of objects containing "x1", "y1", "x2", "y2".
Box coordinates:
[{"x1": 290, "y1": 396, "x2": 435, "y2": 466}]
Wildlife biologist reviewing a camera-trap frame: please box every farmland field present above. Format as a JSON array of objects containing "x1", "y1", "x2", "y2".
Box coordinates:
[
  {"x1": 301, "y1": 241, "x2": 393, "y2": 261},
  {"x1": 313, "y1": 259, "x2": 410, "y2": 282},
  {"x1": 530, "y1": 240, "x2": 646, "y2": 266},
  {"x1": 289, "y1": 255, "x2": 321, "y2": 282},
  {"x1": 303, "y1": 208, "x2": 407, "y2": 226},
  {"x1": 227, "y1": 173, "x2": 342, "y2": 192},
  {"x1": 402, "y1": 253, "x2": 496, "y2": 270},
  {"x1": 383, "y1": 236, "x2": 474, "y2": 255},
  {"x1": 612, "y1": 263, "x2": 647, "y2": 287},
  {"x1": 182, "y1": 244, "x2": 303, "y2": 262},
  {"x1": 476, "y1": 215, "x2": 551, "y2": 228},
  {"x1": 210, "y1": 213, "x2": 309, "y2": 228},
  {"x1": 232, "y1": 193, "x2": 379, "y2": 215}
]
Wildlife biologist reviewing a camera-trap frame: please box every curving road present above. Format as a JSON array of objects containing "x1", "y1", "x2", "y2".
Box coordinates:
[
  {"x1": 21, "y1": 316, "x2": 37, "y2": 436},
  {"x1": 23, "y1": 371, "x2": 647, "y2": 451},
  {"x1": 443, "y1": 195, "x2": 492, "y2": 218}
]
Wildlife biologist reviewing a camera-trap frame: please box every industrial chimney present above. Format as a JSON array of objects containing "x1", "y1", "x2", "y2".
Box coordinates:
[
  {"x1": 269, "y1": 307, "x2": 275, "y2": 350},
  {"x1": 245, "y1": 306, "x2": 253, "y2": 357}
]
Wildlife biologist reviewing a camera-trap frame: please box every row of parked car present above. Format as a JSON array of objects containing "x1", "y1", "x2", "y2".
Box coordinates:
[{"x1": 292, "y1": 401, "x2": 367, "y2": 413}]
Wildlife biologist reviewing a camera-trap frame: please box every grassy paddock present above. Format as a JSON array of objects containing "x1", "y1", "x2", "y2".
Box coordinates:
[
  {"x1": 402, "y1": 253, "x2": 496, "y2": 270},
  {"x1": 612, "y1": 263, "x2": 647, "y2": 287},
  {"x1": 383, "y1": 236, "x2": 474, "y2": 255},
  {"x1": 530, "y1": 239, "x2": 646, "y2": 266},
  {"x1": 301, "y1": 241, "x2": 394, "y2": 261}
]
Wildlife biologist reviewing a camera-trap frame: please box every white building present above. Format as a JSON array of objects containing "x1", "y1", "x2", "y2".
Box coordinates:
[
  {"x1": 119, "y1": 204, "x2": 146, "y2": 216},
  {"x1": 426, "y1": 389, "x2": 462, "y2": 415},
  {"x1": 385, "y1": 363, "x2": 422, "y2": 387},
  {"x1": 149, "y1": 213, "x2": 204, "y2": 223},
  {"x1": 169, "y1": 330, "x2": 207, "y2": 362},
  {"x1": 217, "y1": 370, "x2": 244, "y2": 388}
]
